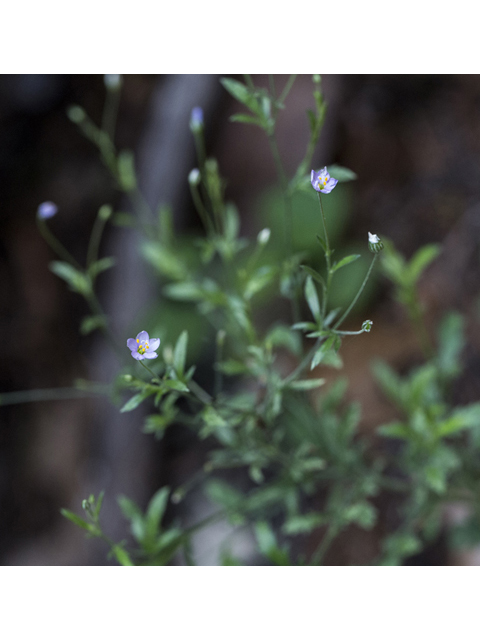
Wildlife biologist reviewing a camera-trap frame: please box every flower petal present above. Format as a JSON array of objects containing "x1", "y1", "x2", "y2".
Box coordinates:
[
  {"x1": 131, "y1": 351, "x2": 144, "y2": 360},
  {"x1": 144, "y1": 351, "x2": 158, "y2": 359},
  {"x1": 127, "y1": 338, "x2": 137, "y2": 351},
  {"x1": 136, "y1": 330, "x2": 149, "y2": 343},
  {"x1": 148, "y1": 338, "x2": 160, "y2": 351}
]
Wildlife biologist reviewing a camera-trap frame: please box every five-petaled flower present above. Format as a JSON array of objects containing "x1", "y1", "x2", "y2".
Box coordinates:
[
  {"x1": 311, "y1": 167, "x2": 338, "y2": 194},
  {"x1": 127, "y1": 331, "x2": 160, "y2": 360}
]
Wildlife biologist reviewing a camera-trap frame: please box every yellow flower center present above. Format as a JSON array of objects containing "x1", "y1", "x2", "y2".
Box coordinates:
[
  {"x1": 137, "y1": 341, "x2": 149, "y2": 355},
  {"x1": 318, "y1": 176, "x2": 328, "y2": 190}
]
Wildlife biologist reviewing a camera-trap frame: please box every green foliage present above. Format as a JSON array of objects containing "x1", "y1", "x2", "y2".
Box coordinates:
[{"x1": 51, "y1": 74, "x2": 480, "y2": 567}]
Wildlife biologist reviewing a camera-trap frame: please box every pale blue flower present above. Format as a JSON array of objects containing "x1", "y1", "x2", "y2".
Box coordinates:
[
  {"x1": 37, "y1": 201, "x2": 58, "y2": 219},
  {"x1": 127, "y1": 331, "x2": 160, "y2": 360},
  {"x1": 190, "y1": 107, "x2": 204, "y2": 132},
  {"x1": 311, "y1": 167, "x2": 338, "y2": 194}
]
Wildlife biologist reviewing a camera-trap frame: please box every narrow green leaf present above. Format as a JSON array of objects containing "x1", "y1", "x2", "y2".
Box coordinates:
[
  {"x1": 327, "y1": 164, "x2": 358, "y2": 182},
  {"x1": 80, "y1": 315, "x2": 106, "y2": 336},
  {"x1": 145, "y1": 487, "x2": 170, "y2": 543},
  {"x1": 288, "y1": 378, "x2": 326, "y2": 391},
  {"x1": 300, "y1": 265, "x2": 326, "y2": 289},
  {"x1": 173, "y1": 331, "x2": 188, "y2": 376},
  {"x1": 164, "y1": 379, "x2": 189, "y2": 393},
  {"x1": 120, "y1": 389, "x2": 154, "y2": 413},
  {"x1": 60, "y1": 509, "x2": 96, "y2": 533},
  {"x1": 220, "y1": 77, "x2": 261, "y2": 115},
  {"x1": 378, "y1": 422, "x2": 410, "y2": 440},
  {"x1": 304, "y1": 276, "x2": 321, "y2": 322},
  {"x1": 408, "y1": 244, "x2": 441, "y2": 283},
  {"x1": 331, "y1": 254, "x2": 361, "y2": 273},
  {"x1": 88, "y1": 256, "x2": 116, "y2": 279},
  {"x1": 229, "y1": 113, "x2": 264, "y2": 127},
  {"x1": 49, "y1": 261, "x2": 91, "y2": 296},
  {"x1": 111, "y1": 545, "x2": 134, "y2": 566}
]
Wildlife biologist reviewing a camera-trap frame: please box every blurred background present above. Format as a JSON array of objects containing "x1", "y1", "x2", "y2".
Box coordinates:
[{"x1": 1, "y1": 74, "x2": 480, "y2": 565}]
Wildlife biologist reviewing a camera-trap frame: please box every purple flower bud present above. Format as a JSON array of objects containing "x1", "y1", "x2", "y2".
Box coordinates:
[
  {"x1": 37, "y1": 201, "x2": 58, "y2": 219},
  {"x1": 310, "y1": 167, "x2": 338, "y2": 194},
  {"x1": 127, "y1": 331, "x2": 160, "y2": 360},
  {"x1": 190, "y1": 107, "x2": 204, "y2": 131}
]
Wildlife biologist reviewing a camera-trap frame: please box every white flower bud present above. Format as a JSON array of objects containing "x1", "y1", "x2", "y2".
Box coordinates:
[
  {"x1": 188, "y1": 168, "x2": 201, "y2": 186},
  {"x1": 257, "y1": 228, "x2": 271, "y2": 245},
  {"x1": 368, "y1": 232, "x2": 384, "y2": 254}
]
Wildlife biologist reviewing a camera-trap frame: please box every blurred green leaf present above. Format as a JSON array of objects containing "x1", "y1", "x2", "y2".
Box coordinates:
[
  {"x1": 331, "y1": 254, "x2": 361, "y2": 273},
  {"x1": 408, "y1": 244, "x2": 441, "y2": 283},
  {"x1": 304, "y1": 275, "x2": 321, "y2": 322},
  {"x1": 173, "y1": 331, "x2": 188, "y2": 377},
  {"x1": 327, "y1": 165, "x2": 358, "y2": 182},
  {"x1": 49, "y1": 261, "x2": 91, "y2": 296}
]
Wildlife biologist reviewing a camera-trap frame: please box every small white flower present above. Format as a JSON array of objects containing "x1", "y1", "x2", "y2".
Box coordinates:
[
  {"x1": 188, "y1": 168, "x2": 201, "y2": 186},
  {"x1": 257, "y1": 228, "x2": 271, "y2": 245},
  {"x1": 368, "y1": 232, "x2": 384, "y2": 254}
]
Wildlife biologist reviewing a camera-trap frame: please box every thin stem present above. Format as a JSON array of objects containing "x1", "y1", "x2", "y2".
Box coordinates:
[
  {"x1": 278, "y1": 74, "x2": 297, "y2": 105},
  {"x1": 189, "y1": 181, "x2": 214, "y2": 235},
  {"x1": 332, "y1": 328, "x2": 367, "y2": 336},
  {"x1": 310, "y1": 522, "x2": 340, "y2": 565},
  {"x1": 101, "y1": 86, "x2": 121, "y2": 143},
  {"x1": 37, "y1": 217, "x2": 82, "y2": 270},
  {"x1": 86, "y1": 209, "x2": 109, "y2": 269},
  {"x1": 267, "y1": 132, "x2": 300, "y2": 324},
  {"x1": 188, "y1": 379, "x2": 213, "y2": 405},
  {"x1": 333, "y1": 254, "x2": 378, "y2": 330},
  {"x1": 243, "y1": 74, "x2": 255, "y2": 91},
  {"x1": 283, "y1": 337, "x2": 322, "y2": 386},
  {"x1": 317, "y1": 193, "x2": 332, "y2": 319},
  {"x1": 409, "y1": 298, "x2": 435, "y2": 360},
  {"x1": 138, "y1": 360, "x2": 161, "y2": 383},
  {"x1": 0, "y1": 385, "x2": 108, "y2": 406}
]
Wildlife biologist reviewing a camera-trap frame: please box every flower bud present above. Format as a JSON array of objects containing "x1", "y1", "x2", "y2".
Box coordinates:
[
  {"x1": 257, "y1": 228, "x2": 271, "y2": 245},
  {"x1": 37, "y1": 201, "x2": 58, "y2": 219},
  {"x1": 67, "y1": 105, "x2": 86, "y2": 124},
  {"x1": 188, "y1": 168, "x2": 201, "y2": 187},
  {"x1": 189, "y1": 106, "x2": 204, "y2": 133},
  {"x1": 104, "y1": 74, "x2": 123, "y2": 91},
  {"x1": 362, "y1": 320, "x2": 373, "y2": 333},
  {"x1": 368, "y1": 232, "x2": 384, "y2": 254},
  {"x1": 98, "y1": 204, "x2": 112, "y2": 221}
]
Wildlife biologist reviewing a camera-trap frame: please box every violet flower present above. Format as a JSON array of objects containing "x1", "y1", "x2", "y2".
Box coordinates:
[
  {"x1": 310, "y1": 167, "x2": 338, "y2": 194},
  {"x1": 127, "y1": 331, "x2": 160, "y2": 360},
  {"x1": 190, "y1": 107, "x2": 204, "y2": 132},
  {"x1": 37, "y1": 201, "x2": 58, "y2": 219}
]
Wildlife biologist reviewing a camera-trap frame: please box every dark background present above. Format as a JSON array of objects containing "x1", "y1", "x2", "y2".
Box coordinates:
[{"x1": 1, "y1": 74, "x2": 480, "y2": 565}]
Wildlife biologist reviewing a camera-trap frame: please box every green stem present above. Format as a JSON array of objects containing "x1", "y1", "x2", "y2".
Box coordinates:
[
  {"x1": 188, "y1": 379, "x2": 213, "y2": 405},
  {"x1": 310, "y1": 522, "x2": 340, "y2": 565},
  {"x1": 138, "y1": 360, "x2": 161, "y2": 383},
  {"x1": 267, "y1": 132, "x2": 300, "y2": 324},
  {"x1": 37, "y1": 217, "x2": 82, "y2": 270},
  {"x1": 189, "y1": 181, "x2": 214, "y2": 235},
  {"x1": 333, "y1": 254, "x2": 378, "y2": 330},
  {"x1": 86, "y1": 209, "x2": 109, "y2": 269},
  {"x1": 102, "y1": 85, "x2": 121, "y2": 143},
  {"x1": 283, "y1": 337, "x2": 322, "y2": 386},
  {"x1": 278, "y1": 74, "x2": 297, "y2": 105},
  {"x1": 317, "y1": 193, "x2": 332, "y2": 319},
  {"x1": 0, "y1": 385, "x2": 108, "y2": 407}
]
